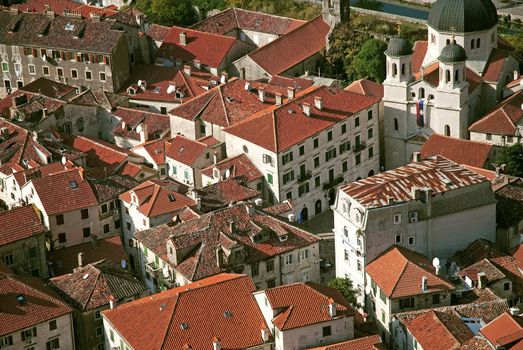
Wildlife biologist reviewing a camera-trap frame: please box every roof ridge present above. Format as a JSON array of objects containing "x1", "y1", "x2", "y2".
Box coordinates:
[
  {"x1": 81, "y1": 266, "x2": 102, "y2": 311},
  {"x1": 388, "y1": 254, "x2": 410, "y2": 297},
  {"x1": 217, "y1": 84, "x2": 231, "y2": 126},
  {"x1": 143, "y1": 183, "x2": 162, "y2": 217},
  {"x1": 501, "y1": 108, "x2": 517, "y2": 131},
  {"x1": 431, "y1": 311, "x2": 463, "y2": 346},
  {"x1": 169, "y1": 25, "x2": 237, "y2": 42}
]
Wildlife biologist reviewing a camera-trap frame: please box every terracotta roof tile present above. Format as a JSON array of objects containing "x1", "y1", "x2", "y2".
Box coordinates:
[
  {"x1": 269, "y1": 75, "x2": 314, "y2": 90},
  {"x1": 165, "y1": 135, "x2": 208, "y2": 166},
  {"x1": 469, "y1": 90, "x2": 523, "y2": 135},
  {"x1": 102, "y1": 273, "x2": 269, "y2": 350},
  {"x1": 67, "y1": 135, "x2": 129, "y2": 173},
  {"x1": 411, "y1": 40, "x2": 428, "y2": 74},
  {"x1": 49, "y1": 235, "x2": 127, "y2": 276},
  {"x1": 483, "y1": 49, "x2": 511, "y2": 83},
  {"x1": 0, "y1": 205, "x2": 45, "y2": 246},
  {"x1": 451, "y1": 239, "x2": 505, "y2": 269},
  {"x1": 495, "y1": 179, "x2": 523, "y2": 228},
  {"x1": 15, "y1": 0, "x2": 118, "y2": 19},
  {"x1": 265, "y1": 282, "x2": 355, "y2": 331},
  {"x1": 481, "y1": 312, "x2": 523, "y2": 347},
  {"x1": 344, "y1": 79, "x2": 384, "y2": 99},
  {"x1": 366, "y1": 246, "x2": 454, "y2": 298},
  {"x1": 247, "y1": 16, "x2": 330, "y2": 76},
  {"x1": 307, "y1": 335, "x2": 383, "y2": 350},
  {"x1": 225, "y1": 85, "x2": 379, "y2": 152},
  {"x1": 200, "y1": 153, "x2": 262, "y2": 183},
  {"x1": 29, "y1": 167, "x2": 98, "y2": 215},
  {"x1": 146, "y1": 23, "x2": 170, "y2": 42},
  {"x1": 21, "y1": 77, "x2": 76, "y2": 99},
  {"x1": 340, "y1": 156, "x2": 490, "y2": 209},
  {"x1": 0, "y1": 273, "x2": 72, "y2": 336},
  {"x1": 420, "y1": 134, "x2": 493, "y2": 168},
  {"x1": 112, "y1": 107, "x2": 170, "y2": 142},
  {"x1": 119, "y1": 179, "x2": 196, "y2": 218},
  {"x1": 50, "y1": 259, "x2": 147, "y2": 311},
  {"x1": 198, "y1": 179, "x2": 260, "y2": 211},
  {"x1": 406, "y1": 310, "x2": 474, "y2": 350}
]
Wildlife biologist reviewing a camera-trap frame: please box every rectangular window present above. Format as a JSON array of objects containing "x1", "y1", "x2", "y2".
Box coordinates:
[
  {"x1": 56, "y1": 67, "x2": 63, "y2": 77},
  {"x1": 399, "y1": 297, "x2": 414, "y2": 309},
  {"x1": 314, "y1": 156, "x2": 320, "y2": 168},
  {"x1": 298, "y1": 182, "x2": 309, "y2": 197},
  {"x1": 281, "y1": 152, "x2": 293, "y2": 165},
  {"x1": 395, "y1": 233, "x2": 402, "y2": 244},
  {"x1": 267, "y1": 279, "x2": 276, "y2": 288},
  {"x1": 322, "y1": 326, "x2": 332, "y2": 337},
  {"x1": 299, "y1": 145, "x2": 305, "y2": 156},
  {"x1": 95, "y1": 310, "x2": 101, "y2": 320},
  {"x1": 100, "y1": 72, "x2": 106, "y2": 81},
  {"x1": 282, "y1": 170, "x2": 294, "y2": 185},
  {"x1": 368, "y1": 128, "x2": 373, "y2": 139},
  {"x1": 355, "y1": 153, "x2": 361, "y2": 165},
  {"x1": 368, "y1": 147, "x2": 374, "y2": 158},
  {"x1": 341, "y1": 123, "x2": 347, "y2": 134},
  {"x1": 381, "y1": 310, "x2": 386, "y2": 323},
  {"x1": 49, "y1": 320, "x2": 57, "y2": 331},
  {"x1": 357, "y1": 260, "x2": 362, "y2": 271},
  {"x1": 285, "y1": 254, "x2": 293, "y2": 265},
  {"x1": 286, "y1": 191, "x2": 292, "y2": 200},
  {"x1": 81, "y1": 209, "x2": 89, "y2": 219},
  {"x1": 4, "y1": 254, "x2": 14, "y2": 266},
  {"x1": 21, "y1": 327, "x2": 37, "y2": 341},
  {"x1": 393, "y1": 213, "x2": 402, "y2": 224},
  {"x1": 70, "y1": 69, "x2": 78, "y2": 79},
  {"x1": 0, "y1": 336, "x2": 13, "y2": 347},
  {"x1": 432, "y1": 293, "x2": 440, "y2": 304},
  {"x1": 368, "y1": 110, "x2": 373, "y2": 120},
  {"x1": 313, "y1": 138, "x2": 319, "y2": 148},
  {"x1": 46, "y1": 338, "x2": 60, "y2": 350},
  {"x1": 408, "y1": 236, "x2": 415, "y2": 246},
  {"x1": 85, "y1": 71, "x2": 92, "y2": 80},
  {"x1": 339, "y1": 141, "x2": 350, "y2": 154},
  {"x1": 103, "y1": 224, "x2": 110, "y2": 234},
  {"x1": 380, "y1": 289, "x2": 387, "y2": 303},
  {"x1": 327, "y1": 130, "x2": 333, "y2": 141},
  {"x1": 83, "y1": 227, "x2": 91, "y2": 238},
  {"x1": 315, "y1": 175, "x2": 320, "y2": 188},
  {"x1": 504, "y1": 282, "x2": 511, "y2": 291},
  {"x1": 342, "y1": 161, "x2": 348, "y2": 172},
  {"x1": 251, "y1": 262, "x2": 259, "y2": 276},
  {"x1": 266, "y1": 259, "x2": 274, "y2": 272},
  {"x1": 1, "y1": 62, "x2": 8, "y2": 72},
  {"x1": 267, "y1": 173, "x2": 273, "y2": 185},
  {"x1": 355, "y1": 116, "x2": 360, "y2": 128},
  {"x1": 96, "y1": 327, "x2": 103, "y2": 336},
  {"x1": 29, "y1": 246, "x2": 38, "y2": 258},
  {"x1": 486, "y1": 133, "x2": 492, "y2": 141},
  {"x1": 344, "y1": 249, "x2": 349, "y2": 261},
  {"x1": 56, "y1": 214, "x2": 64, "y2": 225},
  {"x1": 325, "y1": 148, "x2": 337, "y2": 162},
  {"x1": 32, "y1": 48, "x2": 38, "y2": 57},
  {"x1": 110, "y1": 330, "x2": 114, "y2": 341},
  {"x1": 42, "y1": 66, "x2": 50, "y2": 76},
  {"x1": 28, "y1": 64, "x2": 35, "y2": 75},
  {"x1": 101, "y1": 204, "x2": 108, "y2": 213},
  {"x1": 58, "y1": 233, "x2": 66, "y2": 243}
]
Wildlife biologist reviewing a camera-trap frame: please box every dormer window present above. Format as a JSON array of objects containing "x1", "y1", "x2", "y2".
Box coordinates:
[
  {"x1": 69, "y1": 181, "x2": 78, "y2": 189},
  {"x1": 279, "y1": 234, "x2": 288, "y2": 242},
  {"x1": 127, "y1": 87, "x2": 136, "y2": 95},
  {"x1": 213, "y1": 168, "x2": 220, "y2": 179}
]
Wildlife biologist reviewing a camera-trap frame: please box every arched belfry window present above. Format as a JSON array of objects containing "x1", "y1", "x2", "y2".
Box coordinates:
[
  {"x1": 444, "y1": 125, "x2": 451, "y2": 136},
  {"x1": 392, "y1": 63, "x2": 397, "y2": 77}
]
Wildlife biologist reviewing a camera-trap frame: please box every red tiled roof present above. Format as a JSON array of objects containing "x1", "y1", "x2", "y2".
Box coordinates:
[
  {"x1": 265, "y1": 282, "x2": 355, "y2": 331},
  {"x1": 340, "y1": 156, "x2": 490, "y2": 209},
  {"x1": 269, "y1": 75, "x2": 314, "y2": 90},
  {"x1": 112, "y1": 107, "x2": 170, "y2": 141},
  {"x1": 21, "y1": 77, "x2": 76, "y2": 99},
  {"x1": 165, "y1": 135, "x2": 207, "y2": 166},
  {"x1": 0, "y1": 273, "x2": 72, "y2": 337},
  {"x1": 264, "y1": 200, "x2": 294, "y2": 216},
  {"x1": 247, "y1": 16, "x2": 330, "y2": 76},
  {"x1": 29, "y1": 168, "x2": 98, "y2": 215},
  {"x1": 102, "y1": 273, "x2": 269, "y2": 350},
  {"x1": 119, "y1": 179, "x2": 196, "y2": 218},
  {"x1": 464, "y1": 165, "x2": 496, "y2": 181},
  {"x1": 225, "y1": 85, "x2": 379, "y2": 152},
  {"x1": 469, "y1": 90, "x2": 523, "y2": 135},
  {"x1": 133, "y1": 138, "x2": 167, "y2": 165},
  {"x1": 117, "y1": 161, "x2": 144, "y2": 177},
  {"x1": 146, "y1": 23, "x2": 170, "y2": 42},
  {"x1": 169, "y1": 78, "x2": 275, "y2": 127},
  {"x1": 411, "y1": 41, "x2": 428, "y2": 74},
  {"x1": 49, "y1": 235, "x2": 127, "y2": 276},
  {"x1": 50, "y1": 259, "x2": 146, "y2": 311},
  {"x1": 483, "y1": 49, "x2": 511, "y2": 83},
  {"x1": 200, "y1": 153, "x2": 263, "y2": 183},
  {"x1": 15, "y1": 0, "x2": 117, "y2": 19},
  {"x1": 199, "y1": 179, "x2": 260, "y2": 211},
  {"x1": 406, "y1": 310, "x2": 474, "y2": 350},
  {"x1": 420, "y1": 134, "x2": 493, "y2": 168},
  {"x1": 11, "y1": 160, "x2": 76, "y2": 190},
  {"x1": 0, "y1": 205, "x2": 45, "y2": 246},
  {"x1": 344, "y1": 79, "x2": 384, "y2": 99},
  {"x1": 481, "y1": 312, "x2": 523, "y2": 347},
  {"x1": 366, "y1": 246, "x2": 454, "y2": 298},
  {"x1": 191, "y1": 8, "x2": 306, "y2": 36},
  {"x1": 307, "y1": 335, "x2": 383, "y2": 350},
  {"x1": 68, "y1": 135, "x2": 128, "y2": 172},
  {"x1": 158, "y1": 26, "x2": 238, "y2": 68},
  {"x1": 511, "y1": 244, "x2": 523, "y2": 271},
  {"x1": 197, "y1": 135, "x2": 220, "y2": 147}
]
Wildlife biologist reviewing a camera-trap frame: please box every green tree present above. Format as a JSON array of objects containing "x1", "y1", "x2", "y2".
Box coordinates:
[
  {"x1": 136, "y1": 0, "x2": 198, "y2": 26},
  {"x1": 328, "y1": 277, "x2": 360, "y2": 307},
  {"x1": 348, "y1": 38, "x2": 387, "y2": 83},
  {"x1": 497, "y1": 143, "x2": 523, "y2": 177}
]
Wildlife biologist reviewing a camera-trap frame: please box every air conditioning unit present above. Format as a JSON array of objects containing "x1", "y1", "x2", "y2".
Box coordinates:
[{"x1": 409, "y1": 211, "x2": 418, "y2": 223}]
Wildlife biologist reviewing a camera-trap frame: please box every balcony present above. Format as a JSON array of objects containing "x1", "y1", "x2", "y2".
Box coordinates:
[
  {"x1": 297, "y1": 170, "x2": 312, "y2": 183},
  {"x1": 323, "y1": 176, "x2": 343, "y2": 191},
  {"x1": 352, "y1": 141, "x2": 367, "y2": 153},
  {"x1": 145, "y1": 261, "x2": 160, "y2": 278},
  {"x1": 158, "y1": 271, "x2": 178, "y2": 289}
]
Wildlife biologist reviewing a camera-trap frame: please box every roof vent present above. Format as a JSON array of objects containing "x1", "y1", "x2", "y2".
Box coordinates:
[
  {"x1": 258, "y1": 88, "x2": 265, "y2": 103},
  {"x1": 16, "y1": 294, "x2": 26, "y2": 305},
  {"x1": 179, "y1": 32, "x2": 187, "y2": 46},
  {"x1": 224, "y1": 310, "x2": 232, "y2": 318},
  {"x1": 160, "y1": 303, "x2": 166, "y2": 311},
  {"x1": 64, "y1": 22, "x2": 75, "y2": 31},
  {"x1": 225, "y1": 96, "x2": 234, "y2": 103},
  {"x1": 69, "y1": 181, "x2": 78, "y2": 189},
  {"x1": 168, "y1": 194, "x2": 176, "y2": 202},
  {"x1": 180, "y1": 322, "x2": 189, "y2": 330},
  {"x1": 83, "y1": 273, "x2": 89, "y2": 280},
  {"x1": 302, "y1": 102, "x2": 311, "y2": 117},
  {"x1": 183, "y1": 65, "x2": 191, "y2": 76},
  {"x1": 244, "y1": 82, "x2": 251, "y2": 91}
]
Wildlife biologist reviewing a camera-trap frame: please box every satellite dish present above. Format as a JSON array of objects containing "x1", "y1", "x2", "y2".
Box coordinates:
[
  {"x1": 365, "y1": 284, "x2": 371, "y2": 295},
  {"x1": 224, "y1": 168, "x2": 231, "y2": 179},
  {"x1": 61, "y1": 156, "x2": 66, "y2": 165},
  {"x1": 167, "y1": 84, "x2": 176, "y2": 94},
  {"x1": 120, "y1": 259, "x2": 127, "y2": 269},
  {"x1": 162, "y1": 265, "x2": 170, "y2": 278},
  {"x1": 432, "y1": 257, "x2": 440, "y2": 268}
]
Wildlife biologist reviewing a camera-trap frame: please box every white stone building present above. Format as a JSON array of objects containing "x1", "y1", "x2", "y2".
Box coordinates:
[
  {"x1": 383, "y1": 0, "x2": 520, "y2": 169},
  {"x1": 333, "y1": 156, "x2": 496, "y2": 304},
  {"x1": 224, "y1": 85, "x2": 381, "y2": 221}
]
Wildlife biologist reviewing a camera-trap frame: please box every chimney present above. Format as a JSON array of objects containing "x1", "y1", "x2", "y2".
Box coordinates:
[
  {"x1": 229, "y1": 221, "x2": 235, "y2": 233},
  {"x1": 510, "y1": 307, "x2": 521, "y2": 316},
  {"x1": 245, "y1": 204, "x2": 254, "y2": 215},
  {"x1": 288, "y1": 213, "x2": 295, "y2": 222},
  {"x1": 193, "y1": 59, "x2": 201, "y2": 69},
  {"x1": 244, "y1": 82, "x2": 251, "y2": 91},
  {"x1": 275, "y1": 93, "x2": 282, "y2": 105},
  {"x1": 254, "y1": 198, "x2": 263, "y2": 206},
  {"x1": 515, "y1": 69, "x2": 520, "y2": 81},
  {"x1": 258, "y1": 88, "x2": 265, "y2": 103},
  {"x1": 220, "y1": 72, "x2": 228, "y2": 84},
  {"x1": 212, "y1": 337, "x2": 221, "y2": 350},
  {"x1": 78, "y1": 252, "x2": 85, "y2": 267},
  {"x1": 42, "y1": 108, "x2": 47, "y2": 119},
  {"x1": 412, "y1": 152, "x2": 421, "y2": 162},
  {"x1": 90, "y1": 12, "x2": 100, "y2": 22},
  {"x1": 179, "y1": 32, "x2": 187, "y2": 46},
  {"x1": 287, "y1": 87, "x2": 295, "y2": 99},
  {"x1": 302, "y1": 102, "x2": 311, "y2": 117},
  {"x1": 328, "y1": 298, "x2": 336, "y2": 317},
  {"x1": 435, "y1": 264, "x2": 440, "y2": 275},
  {"x1": 261, "y1": 327, "x2": 270, "y2": 342},
  {"x1": 91, "y1": 235, "x2": 99, "y2": 249},
  {"x1": 183, "y1": 65, "x2": 191, "y2": 76},
  {"x1": 139, "y1": 123, "x2": 148, "y2": 143},
  {"x1": 213, "y1": 151, "x2": 218, "y2": 165},
  {"x1": 421, "y1": 276, "x2": 428, "y2": 293},
  {"x1": 109, "y1": 296, "x2": 115, "y2": 309},
  {"x1": 314, "y1": 96, "x2": 323, "y2": 110},
  {"x1": 477, "y1": 272, "x2": 487, "y2": 289},
  {"x1": 216, "y1": 248, "x2": 224, "y2": 268}
]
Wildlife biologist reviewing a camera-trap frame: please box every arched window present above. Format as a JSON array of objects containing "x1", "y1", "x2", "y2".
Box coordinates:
[
  {"x1": 444, "y1": 125, "x2": 451, "y2": 136},
  {"x1": 394, "y1": 118, "x2": 399, "y2": 131},
  {"x1": 455, "y1": 69, "x2": 459, "y2": 82},
  {"x1": 401, "y1": 63, "x2": 405, "y2": 75},
  {"x1": 419, "y1": 87, "x2": 425, "y2": 99},
  {"x1": 471, "y1": 39, "x2": 475, "y2": 49},
  {"x1": 392, "y1": 63, "x2": 397, "y2": 77},
  {"x1": 476, "y1": 38, "x2": 480, "y2": 48},
  {"x1": 428, "y1": 94, "x2": 434, "y2": 101},
  {"x1": 411, "y1": 92, "x2": 416, "y2": 99},
  {"x1": 445, "y1": 69, "x2": 451, "y2": 83},
  {"x1": 446, "y1": 39, "x2": 450, "y2": 45}
]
